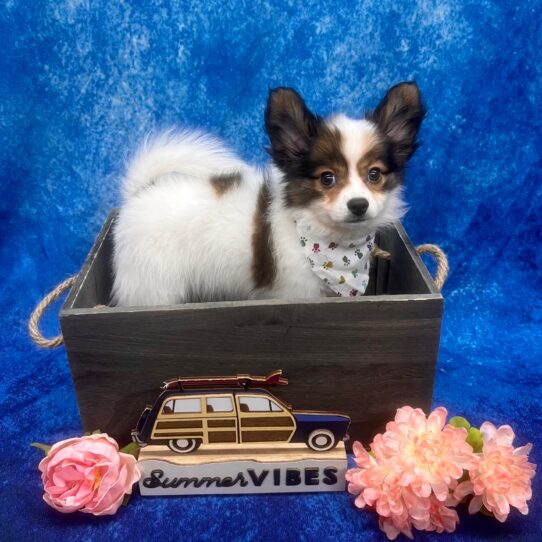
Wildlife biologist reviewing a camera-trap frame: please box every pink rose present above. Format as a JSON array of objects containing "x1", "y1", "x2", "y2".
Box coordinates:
[{"x1": 38, "y1": 433, "x2": 140, "y2": 516}]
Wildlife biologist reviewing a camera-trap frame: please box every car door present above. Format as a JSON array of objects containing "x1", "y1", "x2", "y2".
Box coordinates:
[
  {"x1": 203, "y1": 394, "x2": 238, "y2": 444},
  {"x1": 236, "y1": 393, "x2": 296, "y2": 443}
]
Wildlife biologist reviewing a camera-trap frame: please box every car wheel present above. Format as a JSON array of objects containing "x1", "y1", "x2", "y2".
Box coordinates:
[
  {"x1": 168, "y1": 438, "x2": 201, "y2": 454},
  {"x1": 307, "y1": 429, "x2": 336, "y2": 452}
]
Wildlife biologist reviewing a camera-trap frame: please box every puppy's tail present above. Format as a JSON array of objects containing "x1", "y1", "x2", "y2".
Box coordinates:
[{"x1": 122, "y1": 130, "x2": 244, "y2": 200}]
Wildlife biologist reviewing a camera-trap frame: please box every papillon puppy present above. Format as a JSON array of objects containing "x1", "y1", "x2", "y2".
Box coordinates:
[{"x1": 112, "y1": 82, "x2": 425, "y2": 306}]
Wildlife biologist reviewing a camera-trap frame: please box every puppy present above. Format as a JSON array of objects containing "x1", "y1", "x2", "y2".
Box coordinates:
[{"x1": 112, "y1": 82, "x2": 425, "y2": 306}]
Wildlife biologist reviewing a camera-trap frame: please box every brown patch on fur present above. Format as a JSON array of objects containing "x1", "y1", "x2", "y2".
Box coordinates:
[
  {"x1": 252, "y1": 177, "x2": 276, "y2": 289},
  {"x1": 357, "y1": 137, "x2": 401, "y2": 192},
  {"x1": 210, "y1": 171, "x2": 242, "y2": 196},
  {"x1": 283, "y1": 177, "x2": 323, "y2": 208},
  {"x1": 284, "y1": 124, "x2": 349, "y2": 207}
]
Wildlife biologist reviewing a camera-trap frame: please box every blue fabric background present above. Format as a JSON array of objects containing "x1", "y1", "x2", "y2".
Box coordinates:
[{"x1": 1, "y1": 1, "x2": 541, "y2": 540}]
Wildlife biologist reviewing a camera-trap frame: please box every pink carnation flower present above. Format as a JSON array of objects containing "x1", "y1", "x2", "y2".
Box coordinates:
[
  {"x1": 38, "y1": 433, "x2": 140, "y2": 516},
  {"x1": 347, "y1": 442, "x2": 415, "y2": 539},
  {"x1": 346, "y1": 406, "x2": 478, "y2": 539},
  {"x1": 380, "y1": 406, "x2": 478, "y2": 501},
  {"x1": 454, "y1": 422, "x2": 536, "y2": 522}
]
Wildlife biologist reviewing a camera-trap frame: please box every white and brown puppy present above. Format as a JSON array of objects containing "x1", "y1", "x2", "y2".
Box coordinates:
[{"x1": 112, "y1": 82, "x2": 425, "y2": 306}]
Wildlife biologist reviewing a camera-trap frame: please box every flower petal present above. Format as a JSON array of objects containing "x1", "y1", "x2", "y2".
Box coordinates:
[
  {"x1": 453, "y1": 481, "x2": 474, "y2": 501},
  {"x1": 479, "y1": 421, "x2": 497, "y2": 443},
  {"x1": 494, "y1": 425, "x2": 515, "y2": 447},
  {"x1": 427, "y1": 407, "x2": 447, "y2": 433},
  {"x1": 468, "y1": 495, "x2": 483, "y2": 515}
]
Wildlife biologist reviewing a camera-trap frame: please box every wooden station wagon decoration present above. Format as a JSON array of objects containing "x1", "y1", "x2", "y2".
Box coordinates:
[{"x1": 132, "y1": 371, "x2": 350, "y2": 454}]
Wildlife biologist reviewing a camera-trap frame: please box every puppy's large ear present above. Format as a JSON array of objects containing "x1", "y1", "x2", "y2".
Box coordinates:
[
  {"x1": 265, "y1": 87, "x2": 320, "y2": 172},
  {"x1": 369, "y1": 82, "x2": 426, "y2": 167}
]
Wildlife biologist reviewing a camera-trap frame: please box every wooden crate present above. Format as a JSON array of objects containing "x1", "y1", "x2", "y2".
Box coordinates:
[{"x1": 60, "y1": 210, "x2": 443, "y2": 448}]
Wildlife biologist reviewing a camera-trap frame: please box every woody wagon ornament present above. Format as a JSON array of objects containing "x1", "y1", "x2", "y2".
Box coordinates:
[{"x1": 132, "y1": 370, "x2": 351, "y2": 496}]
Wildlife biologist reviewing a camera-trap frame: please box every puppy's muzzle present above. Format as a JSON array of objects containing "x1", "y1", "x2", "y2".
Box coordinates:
[{"x1": 347, "y1": 198, "x2": 369, "y2": 218}]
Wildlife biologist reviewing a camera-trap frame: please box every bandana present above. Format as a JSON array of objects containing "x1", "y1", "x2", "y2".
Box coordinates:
[{"x1": 296, "y1": 220, "x2": 374, "y2": 297}]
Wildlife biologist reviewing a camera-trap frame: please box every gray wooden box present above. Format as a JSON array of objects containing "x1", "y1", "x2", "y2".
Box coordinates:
[{"x1": 60, "y1": 210, "x2": 443, "y2": 448}]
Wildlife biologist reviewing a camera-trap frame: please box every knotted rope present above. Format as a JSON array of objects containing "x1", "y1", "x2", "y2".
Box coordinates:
[
  {"x1": 371, "y1": 243, "x2": 449, "y2": 291},
  {"x1": 415, "y1": 244, "x2": 449, "y2": 291},
  {"x1": 28, "y1": 275, "x2": 77, "y2": 348}
]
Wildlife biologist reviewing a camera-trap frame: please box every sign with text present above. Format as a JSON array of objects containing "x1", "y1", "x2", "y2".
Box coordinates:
[{"x1": 138, "y1": 443, "x2": 347, "y2": 496}]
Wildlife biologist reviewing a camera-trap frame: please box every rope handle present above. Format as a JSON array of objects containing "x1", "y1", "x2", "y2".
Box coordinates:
[
  {"x1": 372, "y1": 243, "x2": 449, "y2": 291},
  {"x1": 415, "y1": 244, "x2": 449, "y2": 291},
  {"x1": 28, "y1": 276, "x2": 77, "y2": 348}
]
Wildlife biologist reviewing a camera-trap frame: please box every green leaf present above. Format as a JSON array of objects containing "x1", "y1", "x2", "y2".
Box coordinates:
[
  {"x1": 449, "y1": 416, "x2": 471, "y2": 430},
  {"x1": 467, "y1": 427, "x2": 484, "y2": 453},
  {"x1": 120, "y1": 442, "x2": 140, "y2": 459},
  {"x1": 83, "y1": 429, "x2": 102, "y2": 436},
  {"x1": 31, "y1": 442, "x2": 52, "y2": 456},
  {"x1": 122, "y1": 493, "x2": 132, "y2": 507}
]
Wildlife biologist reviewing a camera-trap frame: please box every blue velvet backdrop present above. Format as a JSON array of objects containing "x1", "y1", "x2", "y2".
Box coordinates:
[{"x1": 1, "y1": 1, "x2": 541, "y2": 540}]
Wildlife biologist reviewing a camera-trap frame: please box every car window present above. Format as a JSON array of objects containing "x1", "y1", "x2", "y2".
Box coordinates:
[
  {"x1": 238, "y1": 395, "x2": 284, "y2": 413},
  {"x1": 162, "y1": 397, "x2": 201, "y2": 414},
  {"x1": 206, "y1": 396, "x2": 233, "y2": 413}
]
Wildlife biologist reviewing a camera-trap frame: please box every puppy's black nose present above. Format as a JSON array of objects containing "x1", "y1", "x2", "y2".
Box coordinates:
[{"x1": 347, "y1": 198, "x2": 369, "y2": 217}]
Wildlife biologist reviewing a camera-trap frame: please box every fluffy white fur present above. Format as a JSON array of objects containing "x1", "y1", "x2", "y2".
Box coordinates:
[
  {"x1": 112, "y1": 124, "x2": 405, "y2": 307},
  {"x1": 113, "y1": 132, "x2": 261, "y2": 306}
]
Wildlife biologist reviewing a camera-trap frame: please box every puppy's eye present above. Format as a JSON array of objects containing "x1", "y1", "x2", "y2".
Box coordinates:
[
  {"x1": 368, "y1": 168, "x2": 381, "y2": 183},
  {"x1": 320, "y1": 172, "x2": 336, "y2": 187}
]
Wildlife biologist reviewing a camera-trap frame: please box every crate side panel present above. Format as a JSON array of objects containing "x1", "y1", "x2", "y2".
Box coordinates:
[
  {"x1": 60, "y1": 298, "x2": 442, "y2": 447},
  {"x1": 72, "y1": 233, "x2": 113, "y2": 308},
  {"x1": 63, "y1": 211, "x2": 116, "y2": 310}
]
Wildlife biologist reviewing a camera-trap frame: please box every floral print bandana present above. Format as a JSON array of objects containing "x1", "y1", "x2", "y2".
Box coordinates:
[{"x1": 296, "y1": 220, "x2": 375, "y2": 297}]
